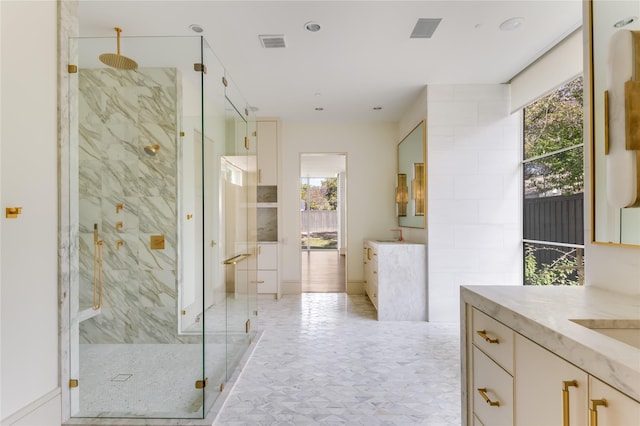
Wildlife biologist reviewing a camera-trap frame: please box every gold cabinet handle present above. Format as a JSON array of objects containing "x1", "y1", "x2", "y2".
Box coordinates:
[
  {"x1": 562, "y1": 380, "x2": 578, "y2": 426},
  {"x1": 589, "y1": 399, "x2": 607, "y2": 426},
  {"x1": 477, "y1": 388, "x2": 500, "y2": 407},
  {"x1": 367, "y1": 247, "x2": 372, "y2": 260},
  {"x1": 476, "y1": 330, "x2": 499, "y2": 344}
]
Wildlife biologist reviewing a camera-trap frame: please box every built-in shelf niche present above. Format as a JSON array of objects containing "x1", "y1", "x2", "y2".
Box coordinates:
[{"x1": 257, "y1": 185, "x2": 277, "y2": 241}]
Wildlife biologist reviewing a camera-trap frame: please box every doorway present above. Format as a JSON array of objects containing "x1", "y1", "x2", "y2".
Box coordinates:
[{"x1": 300, "y1": 154, "x2": 347, "y2": 293}]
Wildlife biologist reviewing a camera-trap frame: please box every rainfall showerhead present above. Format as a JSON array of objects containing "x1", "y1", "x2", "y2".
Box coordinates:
[
  {"x1": 144, "y1": 145, "x2": 160, "y2": 156},
  {"x1": 99, "y1": 27, "x2": 138, "y2": 71}
]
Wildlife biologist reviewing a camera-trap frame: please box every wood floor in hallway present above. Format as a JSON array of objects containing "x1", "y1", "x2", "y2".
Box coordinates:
[{"x1": 301, "y1": 250, "x2": 346, "y2": 293}]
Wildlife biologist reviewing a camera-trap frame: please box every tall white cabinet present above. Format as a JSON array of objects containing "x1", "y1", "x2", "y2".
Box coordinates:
[{"x1": 256, "y1": 119, "x2": 280, "y2": 297}]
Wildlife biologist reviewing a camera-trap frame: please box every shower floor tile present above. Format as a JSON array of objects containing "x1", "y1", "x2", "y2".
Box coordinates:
[{"x1": 215, "y1": 293, "x2": 461, "y2": 425}]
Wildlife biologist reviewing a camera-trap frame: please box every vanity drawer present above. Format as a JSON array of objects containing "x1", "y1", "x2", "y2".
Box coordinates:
[
  {"x1": 473, "y1": 346, "x2": 513, "y2": 426},
  {"x1": 472, "y1": 308, "x2": 514, "y2": 374}
]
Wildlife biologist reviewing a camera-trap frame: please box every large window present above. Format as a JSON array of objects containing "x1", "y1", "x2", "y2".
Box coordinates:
[{"x1": 523, "y1": 77, "x2": 584, "y2": 285}]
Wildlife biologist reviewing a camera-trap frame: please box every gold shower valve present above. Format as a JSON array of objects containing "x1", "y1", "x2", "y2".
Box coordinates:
[{"x1": 5, "y1": 207, "x2": 22, "y2": 218}]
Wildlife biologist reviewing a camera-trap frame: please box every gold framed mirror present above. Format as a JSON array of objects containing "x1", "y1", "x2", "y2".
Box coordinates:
[
  {"x1": 397, "y1": 120, "x2": 426, "y2": 228},
  {"x1": 589, "y1": 0, "x2": 640, "y2": 246}
]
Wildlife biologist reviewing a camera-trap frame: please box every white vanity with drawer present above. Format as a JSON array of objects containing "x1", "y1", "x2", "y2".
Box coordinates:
[
  {"x1": 363, "y1": 240, "x2": 426, "y2": 321},
  {"x1": 461, "y1": 286, "x2": 640, "y2": 426}
]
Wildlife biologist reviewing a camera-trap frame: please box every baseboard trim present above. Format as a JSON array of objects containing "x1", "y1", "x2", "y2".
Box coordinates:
[
  {"x1": 346, "y1": 281, "x2": 365, "y2": 295},
  {"x1": 280, "y1": 280, "x2": 301, "y2": 295}
]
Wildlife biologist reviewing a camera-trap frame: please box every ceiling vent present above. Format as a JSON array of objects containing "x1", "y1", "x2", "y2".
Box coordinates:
[
  {"x1": 410, "y1": 18, "x2": 442, "y2": 38},
  {"x1": 259, "y1": 34, "x2": 286, "y2": 48}
]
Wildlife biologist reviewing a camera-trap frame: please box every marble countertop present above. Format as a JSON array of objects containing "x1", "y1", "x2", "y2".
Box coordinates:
[{"x1": 461, "y1": 285, "x2": 640, "y2": 401}]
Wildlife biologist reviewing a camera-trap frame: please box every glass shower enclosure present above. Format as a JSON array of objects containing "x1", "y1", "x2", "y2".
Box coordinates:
[{"x1": 67, "y1": 34, "x2": 257, "y2": 420}]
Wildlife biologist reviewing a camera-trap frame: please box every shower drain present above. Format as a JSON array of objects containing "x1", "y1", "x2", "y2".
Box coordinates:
[{"x1": 110, "y1": 374, "x2": 133, "y2": 382}]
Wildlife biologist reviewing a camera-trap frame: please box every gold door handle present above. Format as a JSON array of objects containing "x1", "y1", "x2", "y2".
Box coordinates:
[
  {"x1": 476, "y1": 330, "x2": 499, "y2": 344},
  {"x1": 589, "y1": 399, "x2": 607, "y2": 426},
  {"x1": 562, "y1": 380, "x2": 578, "y2": 426},
  {"x1": 477, "y1": 388, "x2": 500, "y2": 407}
]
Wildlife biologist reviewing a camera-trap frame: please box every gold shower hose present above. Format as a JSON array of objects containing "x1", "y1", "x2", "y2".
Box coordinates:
[{"x1": 93, "y1": 227, "x2": 103, "y2": 310}]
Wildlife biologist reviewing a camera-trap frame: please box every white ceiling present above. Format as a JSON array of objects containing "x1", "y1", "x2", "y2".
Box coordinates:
[{"x1": 78, "y1": 0, "x2": 583, "y2": 122}]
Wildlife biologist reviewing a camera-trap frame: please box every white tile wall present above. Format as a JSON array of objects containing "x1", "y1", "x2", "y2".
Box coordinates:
[{"x1": 427, "y1": 84, "x2": 522, "y2": 322}]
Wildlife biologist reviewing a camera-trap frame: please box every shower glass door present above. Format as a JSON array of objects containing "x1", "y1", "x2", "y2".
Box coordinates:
[
  {"x1": 68, "y1": 34, "x2": 213, "y2": 419},
  {"x1": 219, "y1": 76, "x2": 258, "y2": 381}
]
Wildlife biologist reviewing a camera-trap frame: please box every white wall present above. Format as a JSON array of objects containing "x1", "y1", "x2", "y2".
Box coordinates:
[
  {"x1": 280, "y1": 122, "x2": 398, "y2": 293},
  {"x1": 425, "y1": 85, "x2": 522, "y2": 322},
  {"x1": 0, "y1": 1, "x2": 60, "y2": 424}
]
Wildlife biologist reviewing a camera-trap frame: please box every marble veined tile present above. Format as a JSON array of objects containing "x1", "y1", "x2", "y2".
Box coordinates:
[
  {"x1": 137, "y1": 68, "x2": 178, "y2": 88},
  {"x1": 138, "y1": 86, "x2": 177, "y2": 124},
  {"x1": 139, "y1": 269, "x2": 177, "y2": 308}
]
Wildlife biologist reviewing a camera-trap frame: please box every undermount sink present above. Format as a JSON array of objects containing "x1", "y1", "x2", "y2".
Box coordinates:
[{"x1": 570, "y1": 319, "x2": 640, "y2": 349}]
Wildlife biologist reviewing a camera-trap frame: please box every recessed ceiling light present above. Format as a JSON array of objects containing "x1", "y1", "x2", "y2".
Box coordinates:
[
  {"x1": 189, "y1": 24, "x2": 204, "y2": 33},
  {"x1": 499, "y1": 17, "x2": 525, "y2": 31},
  {"x1": 373, "y1": 106, "x2": 383, "y2": 110},
  {"x1": 305, "y1": 21, "x2": 322, "y2": 32},
  {"x1": 315, "y1": 107, "x2": 324, "y2": 111},
  {"x1": 614, "y1": 16, "x2": 637, "y2": 28}
]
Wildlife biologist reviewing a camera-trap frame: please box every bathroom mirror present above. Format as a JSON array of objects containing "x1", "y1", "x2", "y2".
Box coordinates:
[
  {"x1": 397, "y1": 120, "x2": 426, "y2": 228},
  {"x1": 590, "y1": 0, "x2": 640, "y2": 246}
]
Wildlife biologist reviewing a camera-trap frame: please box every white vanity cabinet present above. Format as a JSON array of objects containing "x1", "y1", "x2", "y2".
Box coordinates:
[
  {"x1": 256, "y1": 243, "x2": 277, "y2": 294},
  {"x1": 515, "y1": 334, "x2": 588, "y2": 426},
  {"x1": 362, "y1": 240, "x2": 426, "y2": 321},
  {"x1": 461, "y1": 288, "x2": 640, "y2": 426},
  {"x1": 514, "y1": 333, "x2": 640, "y2": 426},
  {"x1": 363, "y1": 243, "x2": 378, "y2": 309},
  {"x1": 470, "y1": 308, "x2": 514, "y2": 425},
  {"x1": 256, "y1": 120, "x2": 278, "y2": 185},
  {"x1": 589, "y1": 376, "x2": 640, "y2": 425}
]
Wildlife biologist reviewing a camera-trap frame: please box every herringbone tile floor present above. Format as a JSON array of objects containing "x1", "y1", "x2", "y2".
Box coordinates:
[{"x1": 215, "y1": 293, "x2": 460, "y2": 425}]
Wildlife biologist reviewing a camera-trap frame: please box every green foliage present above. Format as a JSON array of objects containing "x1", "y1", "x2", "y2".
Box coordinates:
[
  {"x1": 300, "y1": 178, "x2": 338, "y2": 210},
  {"x1": 524, "y1": 245, "x2": 583, "y2": 286},
  {"x1": 524, "y1": 77, "x2": 584, "y2": 196}
]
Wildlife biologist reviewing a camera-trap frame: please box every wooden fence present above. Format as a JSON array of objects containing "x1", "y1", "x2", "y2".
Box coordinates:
[
  {"x1": 523, "y1": 193, "x2": 584, "y2": 284},
  {"x1": 301, "y1": 210, "x2": 338, "y2": 233},
  {"x1": 524, "y1": 193, "x2": 584, "y2": 245}
]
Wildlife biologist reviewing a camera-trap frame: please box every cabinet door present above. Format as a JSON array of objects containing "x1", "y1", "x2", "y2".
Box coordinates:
[
  {"x1": 370, "y1": 258, "x2": 378, "y2": 309},
  {"x1": 257, "y1": 120, "x2": 277, "y2": 185},
  {"x1": 257, "y1": 270, "x2": 277, "y2": 293},
  {"x1": 589, "y1": 376, "x2": 640, "y2": 426},
  {"x1": 515, "y1": 334, "x2": 588, "y2": 426},
  {"x1": 257, "y1": 243, "x2": 277, "y2": 270}
]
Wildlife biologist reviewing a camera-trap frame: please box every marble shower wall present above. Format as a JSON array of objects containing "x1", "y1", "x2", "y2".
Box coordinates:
[{"x1": 78, "y1": 68, "x2": 183, "y2": 344}]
